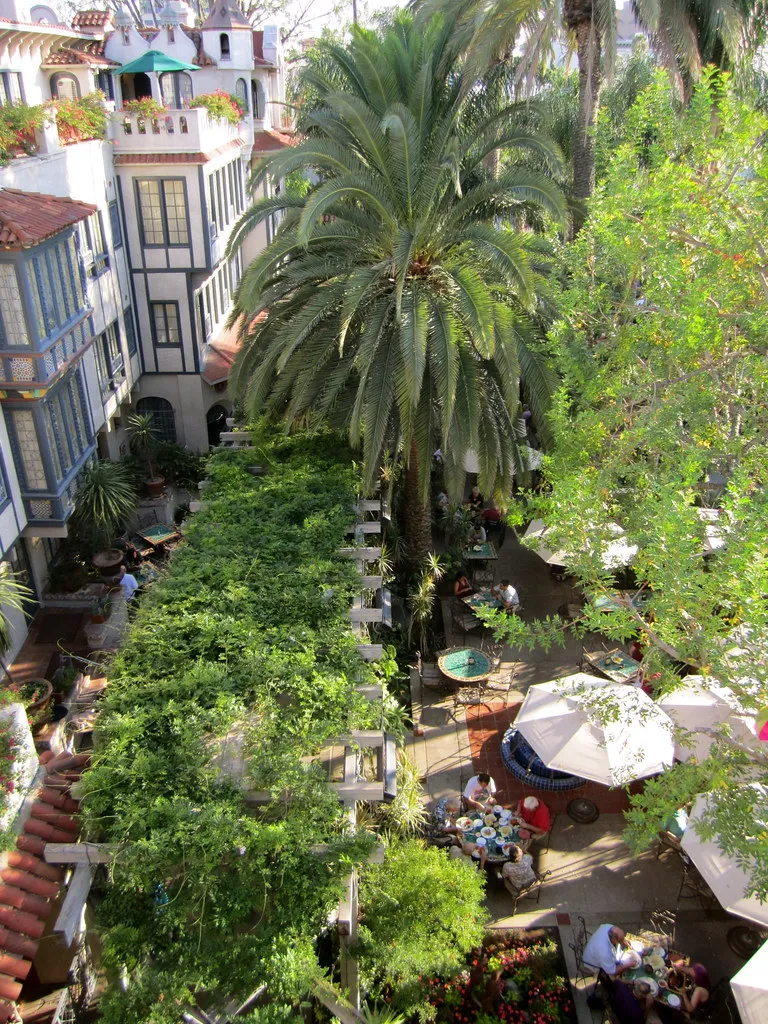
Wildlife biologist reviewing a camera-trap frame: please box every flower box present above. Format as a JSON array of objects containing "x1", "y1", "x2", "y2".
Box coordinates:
[{"x1": 0, "y1": 704, "x2": 39, "y2": 835}]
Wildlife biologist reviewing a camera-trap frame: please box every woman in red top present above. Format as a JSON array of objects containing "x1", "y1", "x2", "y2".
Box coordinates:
[{"x1": 514, "y1": 796, "x2": 551, "y2": 837}]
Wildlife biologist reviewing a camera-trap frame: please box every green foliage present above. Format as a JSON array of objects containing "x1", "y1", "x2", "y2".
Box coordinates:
[
  {"x1": 533, "y1": 73, "x2": 768, "y2": 897},
  {"x1": 70, "y1": 460, "x2": 138, "y2": 552},
  {"x1": 0, "y1": 567, "x2": 33, "y2": 656},
  {"x1": 81, "y1": 428, "x2": 387, "y2": 1021},
  {"x1": 0, "y1": 102, "x2": 45, "y2": 163},
  {"x1": 407, "y1": 554, "x2": 445, "y2": 655},
  {"x1": 153, "y1": 441, "x2": 207, "y2": 489},
  {"x1": 190, "y1": 90, "x2": 244, "y2": 124},
  {"x1": 126, "y1": 412, "x2": 160, "y2": 479},
  {"x1": 54, "y1": 91, "x2": 108, "y2": 143},
  {"x1": 355, "y1": 837, "x2": 488, "y2": 1014},
  {"x1": 121, "y1": 97, "x2": 166, "y2": 116}
]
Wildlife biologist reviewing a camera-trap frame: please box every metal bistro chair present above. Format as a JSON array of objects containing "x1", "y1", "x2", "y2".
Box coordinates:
[
  {"x1": 677, "y1": 857, "x2": 716, "y2": 911},
  {"x1": 450, "y1": 599, "x2": 483, "y2": 645},
  {"x1": 569, "y1": 915, "x2": 592, "y2": 990},
  {"x1": 501, "y1": 868, "x2": 552, "y2": 915}
]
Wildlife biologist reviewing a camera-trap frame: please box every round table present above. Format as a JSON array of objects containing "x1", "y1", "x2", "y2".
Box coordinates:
[
  {"x1": 458, "y1": 814, "x2": 530, "y2": 862},
  {"x1": 437, "y1": 647, "x2": 492, "y2": 683}
]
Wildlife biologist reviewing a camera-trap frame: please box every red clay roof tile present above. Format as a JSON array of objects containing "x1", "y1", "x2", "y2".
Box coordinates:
[
  {"x1": 5, "y1": 852, "x2": 63, "y2": 883},
  {"x1": 0, "y1": 908, "x2": 45, "y2": 941},
  {"x1": 0, "y1": 956, "x2": 30, "y2": 982},
  {"x1": 0, "y1": 976, "x2": 21, "y2": 1003},
  {"x1": 46, "y1": 752, "x2": 90, "y2": 774},
  {"x1": 0, "y1": 885, "x2": 53, "y2": 920},
  {"x1": 38, "y1": 751, "x2": 54, "y2": 767},
  {"x1": 23, "y1": 820, "x2": 75, "y2": 844},
  {"x1": 72, "y1": 9, "x2": 113, "y2": 27},
  {"x1": 0, "y1": 929, "x2": 37, "y2": 961},
  {"x1": 0, "y1": 870, "x2": 60, "y2": 900},
  {"x1": 0, "y1": 189, "x2": 96, "y2": 249},
  {"x1": 37, "y1": 787, "x2": 78, "y2": 813},
  {"x1": 252, "y1": 129, "x2": 295, "y2": 152},
  {"x1": 14, "y1": 836, "x2": 45, "y2": 858}
]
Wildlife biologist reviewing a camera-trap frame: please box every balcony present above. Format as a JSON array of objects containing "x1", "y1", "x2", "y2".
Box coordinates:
[{"x1": 110, "y1": 108, "x2": 243, "y2": 156}]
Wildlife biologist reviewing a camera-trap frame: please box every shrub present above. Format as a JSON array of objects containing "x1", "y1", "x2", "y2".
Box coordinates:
[
  {"x1": 0, "y1": 103, "x2": 45, "y2": 163},
  {"x1": 121, "y1": 97, "x2": 166, "y2": 117},
  {"x1": 55, "y1": 91, "x2": 107, "y2": 144},
  {"x1": 191, "y1": 89, "x2": 244, "y2": 124}
]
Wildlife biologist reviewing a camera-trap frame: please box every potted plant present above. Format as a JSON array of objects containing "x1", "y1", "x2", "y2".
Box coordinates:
[
  {"x1": 127, "y1": 413, "x2": 165, "y2": 496},
  {"x1": 71, "y1": 460, "x2": 138, "y2": 575},
  {"x1": 0, "y1": 567, "x2": 33, "y2": 686}
]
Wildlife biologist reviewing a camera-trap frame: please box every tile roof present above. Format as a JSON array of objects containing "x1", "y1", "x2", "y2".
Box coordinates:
[
  {"x1": 71, "y1": 9, "x2": 114, "y2": 28},
  {"x1": 136, "y1": 27, "x2": 159, "y2": 41},
  {"x1": 181, "y1": 26, "x2": 216, "y2": 67},
  {"x1": 0, "y1": 750, "x2": 89, "y2": 1023},
  {"x1": 0, "y1": 189, "x2": 96, "y2": 249},
  {"x1": 252, "y1": 128, "x2": 295, "y2": 152},
  {"x1": 113, "y1": 138, "x2": 246, "y2": 165},
  {"x1": 201, "y1": 312, "x2": 266, "y2": 384},
  {"x1": 43, "y1": 38, "x2": 119, "y2": 67}
]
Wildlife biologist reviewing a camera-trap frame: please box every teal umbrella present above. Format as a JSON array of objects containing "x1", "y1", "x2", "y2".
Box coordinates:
[{"x1": 114, "y1": 50, "x2": 199, "y2": 75}]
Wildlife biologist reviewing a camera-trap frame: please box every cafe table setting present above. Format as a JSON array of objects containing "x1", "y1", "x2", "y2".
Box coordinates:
[
  {"x1": 453, "y1": 807, "x2": 532, "y2": 863},
  {"x1": 621, "y1": 937, "x2": 689, "y2": 1011},
  {"x1": 461, "y1": 588, "x2": 503, "y2": 612},
  {"x1": 584, "y1": 647, "x2": 642, "y2": 685},
  {"x1": 462, "y1": 541, "x2": 498, "y2": 561}
]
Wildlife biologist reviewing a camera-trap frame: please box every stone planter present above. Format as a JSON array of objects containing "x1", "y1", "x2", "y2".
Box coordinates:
[
  {"x1": 146, "y1": 475, "x2": 166, "y2": 497},
  {"x1": 92, "y1": 548, "x2": 123, "y2": 575},
  {"x1": 0, "y1": 704, "x2": 38, "y2": 834}
]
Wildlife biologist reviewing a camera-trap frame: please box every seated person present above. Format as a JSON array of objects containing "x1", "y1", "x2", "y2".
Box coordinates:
[
  {"x1": 435, "y1": 491, "x2": 450, "y2": 515},
  {"x1": 448, "y1": 838, "x2": 487, "y2": 869},
  {"x1": 465, "y1": 485, "x2": 484, "y2": 512},
  {"x1": 482, "y1": 506, "x2": 502, "y2": 526},
  {"x1": 426, "y1": 797, "x2": 463, "y2": 845},
  {"x1": 462, "y1": 772, "x2": 497, "y2": 813},
  {"x1": 675, "y1": 963, "x2": 710, "y2": 1015},
  {"x1": 501, "y1": 844, "x2": 536, "y2": 890},
  {"x1": 468, "y1": 524, "x2": 487, "y2": 546},
  {"x1": 453, "y1": 574, "x2": 474, "y2": 598},
  {"x1": 662, "y1": 807, "x2": 688, "y2": 840},
  {"x1": 583, "y1": 924, "x2": 630, "y2": 978},
  {"x1": 492, "y1": 578, "x2": 520, "y2": 610},
  {"x1": 514, "y1": 796, "x2": 552, "y2": 838}
]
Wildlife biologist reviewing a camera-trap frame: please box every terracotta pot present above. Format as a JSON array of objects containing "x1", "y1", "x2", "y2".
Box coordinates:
[
  {"x1": 18, "y1": 678, "x2": 53, "y2": 715},
  {"x1": 146, "y1": 475, "x2": 166, "y2": 497},
  {"x1": 92, "y1": 548, "x2": 123, "y2": 574}
]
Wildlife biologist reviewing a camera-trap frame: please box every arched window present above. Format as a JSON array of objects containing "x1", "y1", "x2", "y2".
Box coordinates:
[
  {"x1": 251, "y1": 79, "x2": 265, "y2": 120},
  {"x1": 159, "y1": 71, "x2": 193, "y2": 109},
  {"x1": 50, "y1": 73, "x2": 80, "y2": 101},
  {"x1": 136, "y1": 397, "x2": 176, "y2": 443},
  {"x1": 235, "y1": 78, "x2": 248, "y2": 114},
  {"x1": 220, "y1": 33, "x2": 230, "y2": 59},
  {"x1": 206, "y1": 403, "x2": 229, "y2": 447}
]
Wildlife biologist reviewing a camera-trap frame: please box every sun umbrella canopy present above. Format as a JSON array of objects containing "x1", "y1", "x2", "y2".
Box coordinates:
[
  {"x1": 514, "y1": 673, "x2": 675, "y2": 787},
  {"x1": 114, "y1": 50, "x2": 200, "y2": 75},
  {"x1": 682, "y1": 793, "x2": 768, "y2": 927},
  {"x1": 522, "y1": 519, "x2": 637, "y2": 569},
  {"x1": 657, "y1": 676, "x2": 742, "y2": 762},
  {"x1": 731, "y1": 938, "x2": 768, "y2": 1024}
]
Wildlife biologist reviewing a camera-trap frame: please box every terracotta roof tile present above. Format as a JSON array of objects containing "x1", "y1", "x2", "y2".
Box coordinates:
[
  {"x1": 0, "y1": 957, "x2": 30, "y2": 982},
  {"x1": 0, "y1": 930, "x2": 37, "y2": 961},
  {"x1": 252, "y1": 128, "x2": 295, "y2": 152},
  {"x1": 0, "y1": 977, "x2": 21, "y2": 1003},
  {"x1": 181, "y1": 26, "x2": 216, "y2": 67},
  {"x1": 136, "y1": 28, "x2": 160, "y2": 41},
  {"x1": 0, "y1": 886, "x2": 53, "y2": 920},
  {"x1": 5, "y1": 851, "x2": 63, "y2": 883},
  {"x1": 37, "y1": 787, "x2": 79, "y2": 813},
  {"x1": 22, "y1": 819, "x2": 75, "y2": 844},
  {"x1": 44, "y1": 39, "x2": 119, "y2": 68},
  {"x1": 201, "y1": 312, "x2": 266, "y2": 384},
  {"x1": 28, "y1": 805, "x2": 78, "y2": 834},
  {"x1": 0, "y1": 908, "x2": 45, "y2": 941},
  {"x1": 46, "y1": 752, "x2": 90, "y2": 774},
  {"x1": 0, "y1": 869, "x2": 60, "y2": 900},
  {"x1": 0, "y1": 188, "x2": 96, "y2": 250},
  {"x1": 15, "y1": 836, "x2": 45, "y2": 858},
  {"x1": 72, "y1": 9, "x2": 114, "y2": 28},
  {"x1": 0, "y1": 1002, "x2": 16, "y2": 1024},
  {"x1": 38, "y1": 751, "x2": 54, "y2": 767},
  {"x1": 114, "y1": 138, "x2": 246, "y2": 165}
]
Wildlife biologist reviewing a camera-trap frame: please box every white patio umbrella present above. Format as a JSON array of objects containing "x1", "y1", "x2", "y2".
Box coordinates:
[
  {"x1": 657, "y1": 676, "x2": 742, "y2": 762},
  {"x1": 514, "y1": 673, "x2": 675, "y2": 787},
  {"x1": 731, "y1": 938, "x2": 768, "y2": 1024},
  {"x1": 522, "y1": 520, "x2": 637, "y2": 569},
  {"x1": 682, "y1": 794, "x2": 768, "y2": 927}
]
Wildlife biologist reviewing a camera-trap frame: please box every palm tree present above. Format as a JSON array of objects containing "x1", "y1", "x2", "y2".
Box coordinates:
[
  {"x1": 418, "y1": 0, "x2": 747, "y2": 230},
  {"x1": 228, "y1": 15, "x2": 565, "y2": 563}
]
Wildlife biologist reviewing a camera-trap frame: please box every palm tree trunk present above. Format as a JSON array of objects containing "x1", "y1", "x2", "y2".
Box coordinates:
[
  {"x1": 403, "y1": 441, "x2": 432, "y2": 567},
  {"x1": 572, "y1": 20, "x2": 603, "y2": 235}
]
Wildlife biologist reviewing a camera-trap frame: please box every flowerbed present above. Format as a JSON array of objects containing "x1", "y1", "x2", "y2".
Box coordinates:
[{"x1": 422, "y1": 930, "x2": 575, "y2": 1024}]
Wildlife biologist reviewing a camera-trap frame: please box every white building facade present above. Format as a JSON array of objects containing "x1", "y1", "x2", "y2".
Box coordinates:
[{"x1": 0, "y1": 0, "x2": 290, "y2": 659}]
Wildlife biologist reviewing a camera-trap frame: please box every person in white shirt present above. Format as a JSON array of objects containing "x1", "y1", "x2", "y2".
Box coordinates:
[
  {"x1": 582, "y1": 923, "x2": 630, "y2": 978},
  {"x1": 119, "y1": 565, "x2": 139, "y2": 601},
  {"x1": 492, "y1": 578, "x2": 520, "y2": 610},
  {"x1": 462, "y1": 773, "x2": 497, "y2": 812}
]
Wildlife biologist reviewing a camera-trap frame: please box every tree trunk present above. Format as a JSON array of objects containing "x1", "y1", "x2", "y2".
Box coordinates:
[
  {"x1": 403, "y1": 441, "x2": 432, "y2": 568},
  {"x1": 572, "y1": 19, "x2": 603, "y2": 235}
]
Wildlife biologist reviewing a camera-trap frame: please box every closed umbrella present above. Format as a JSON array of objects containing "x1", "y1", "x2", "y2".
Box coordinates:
[
  {"x1": 522, "y1": 519, "x2": 637, "y2": 569},
  {"x1": 657, "y1": 676, "x2": 741, "y2": 762},
  {"x1": 114, "y1": 50, "x2": 200, "y2": 75},
  {"x1": 682, "y1": 794, "x2": 768, "y2": 927},
  {"x1": 731, "y1": 938, "x2": 768, "y2": 1024},
  {"x1": 514, "y1": 673, "x2": 675, "y2": 787}
]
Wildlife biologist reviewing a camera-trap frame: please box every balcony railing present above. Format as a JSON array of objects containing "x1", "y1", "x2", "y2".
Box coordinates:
[{"x1": 110, "y1": 108, "x2": 243, "y2": 154}]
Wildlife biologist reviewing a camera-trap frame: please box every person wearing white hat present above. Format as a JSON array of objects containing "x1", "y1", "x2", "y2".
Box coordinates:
[{"x1": 514, "y1": 795, "x2": 551, "y2": 838}]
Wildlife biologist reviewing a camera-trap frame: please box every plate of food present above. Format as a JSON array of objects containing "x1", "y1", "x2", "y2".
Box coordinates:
[
  {"x1": 667, "y1": 994, "x2": 681, "y2": 1009},
  {"x1": 647, "y1": 954, "x2": 665, "y2": 971},
  {"x1": 456, "y1": 817, "x2": 473, "y2": 831},
  {"x1": 651, "y1": 946, "x2": 666, "y2": 958},
  {"x1": 472, "y1": 819, "x2": 483, "y2": 828},
  {"x1": 633, "y1": 978, "x2": 659, "y2": 998},
  {"x1": 480, "y1": 826, "x2": 497, "y2": 839},
  {"x1": 620, "y1": 951, "x2": 642, "y2": 969},
  {"x1": 498, "y1": 825, "x2": 513, "y2": 838},
  {"x1": 474, "y1": 836, "x2": 487, "y2": 846},
  {"x1": 484, "y1": 813, "x2": 497, "y2": 826}
]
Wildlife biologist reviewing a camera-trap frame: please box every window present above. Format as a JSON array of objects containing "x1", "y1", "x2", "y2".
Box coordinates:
[
  {"x1": 167, "y1": 26, "x2": 175, "y2": 43},
  {"x1": 251, "y1": 79, "x2": 264, "y2": 120},
  {"x1": 220, "y1": 33, "x2": 230, "y2": 59},
  {"x1": 121, "y1": 27, "x2": 130, "y2": 44},
  {"x1": 49, "y1": 73, "x2": 79, "y2": 101},
  {"x1": 28, "y1": 235, "x2": 86, "y2": 342},
  {"x1": 159, "y1": 71, "x2": 193, "y2": 109},
  {"x1": 95, "y1": 70, "x2": 114, "y2": 100},
  {"x1": 0, "y1": 72, "x2": 24, "y2": 107},
  {"x1": 151, "y1": 301, "x2": 180, "y2": 345},
  {"x1": 81, "y1": 212, "x2": 109, "y2": 276},
  {"x1": 0, "y1": 263, "x2": 28, "y2": 347},
  {"x1": 136, "y1": 178, "x2": 189, "y2": 247},
  {"x1": 108, "y1": 200, "x2": 123, "y2": 249},
  {"x1": 123, "y1": 305, "x2": 137, "y2": 355},
  {"x1": 42, "y1": 370, "x2": 91, "y2": 482},
  {"x1": 235, "y1": 78, "x2": 248, "y2": 114},
  {"x1": 136, "y1": 396, "x2": 176, "y2": 443},
  {"x1": 0, "y1": 454, "x2": 9, "y2": 509},
  {"x1": 94, "y1": 322, "x2": 124, "y2": 396}
]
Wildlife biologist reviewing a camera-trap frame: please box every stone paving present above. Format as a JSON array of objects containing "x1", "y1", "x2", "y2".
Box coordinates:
[{"x1": 407, "y1": 525, "x2": 747, "y2": 1024}]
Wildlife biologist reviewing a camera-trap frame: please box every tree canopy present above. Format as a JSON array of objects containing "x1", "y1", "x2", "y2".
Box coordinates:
[{"x1": 482, "y1": 72, "x2": 768, "y2": 899}]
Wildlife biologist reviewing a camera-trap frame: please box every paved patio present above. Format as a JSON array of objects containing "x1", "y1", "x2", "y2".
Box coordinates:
[{"x1": 407, "y1": 525, "x2": 748, "y2": 1023}]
